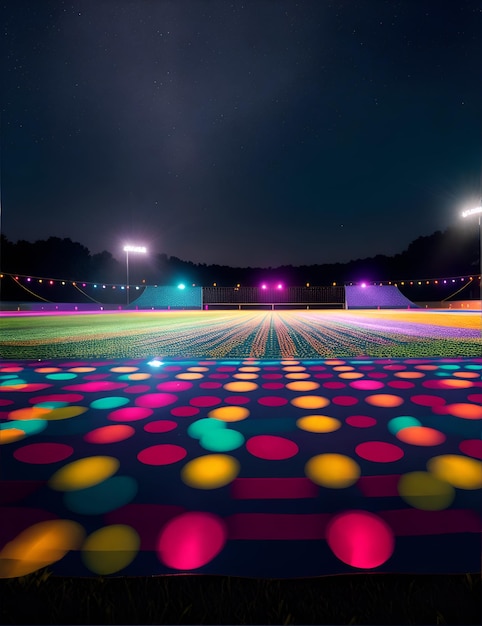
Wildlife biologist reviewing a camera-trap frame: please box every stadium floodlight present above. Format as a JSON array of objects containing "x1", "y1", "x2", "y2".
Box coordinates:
[
  {"x1": 461, "y1": 205, "x2": 482, "y2": 308},
  {"x1": 123, "y1": 244, "x2": 147, "y2": 305},
  {"x1": 462, "y1": 206, "x2": 482, "y2": 219}
]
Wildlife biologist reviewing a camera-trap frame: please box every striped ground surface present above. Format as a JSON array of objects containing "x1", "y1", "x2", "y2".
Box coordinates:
[{"x1": 1, "y1": 310, "x2": 481, "y2": 359}]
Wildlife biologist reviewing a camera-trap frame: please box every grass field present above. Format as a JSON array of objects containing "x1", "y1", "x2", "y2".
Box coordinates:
[
  {"x1": 2, "y1": 569, "x2": 480, "y2": 625},
  {"x1": 1, "y1": 309, "x2": 481, "y2": 359}
]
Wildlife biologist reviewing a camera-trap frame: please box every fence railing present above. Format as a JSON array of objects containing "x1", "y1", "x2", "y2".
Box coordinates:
[{"x1": 202, "y1": 286, "x2": 345, "y2": 305}]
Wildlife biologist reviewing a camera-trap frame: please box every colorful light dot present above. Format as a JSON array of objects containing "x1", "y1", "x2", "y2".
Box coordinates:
[
  {"x1": 181, "y1": 454, "x2": 240, "y2": 489},
  {"x1": 157, "y1": 512, "x2": 227, "y2": 570},
  {"x1": 326, "y1": 511, "x2": 394, "y2": 569},
  {"x1": 305, "y1": 454, "x2": 360, "y2": 488}
]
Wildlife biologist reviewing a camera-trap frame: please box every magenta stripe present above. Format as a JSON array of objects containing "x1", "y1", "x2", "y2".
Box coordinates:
[
  {"x1": 226, "y1": 509, "x2": 480, "y2": 541},
  {"x1": 357, "y1": 474, "x2": 401, "y2": 497},
  {"x1": 231, "y1": 477, "x2": 319, "y2": 499},
  {"x1": 378, "y1": 509, "x2": 481, "y2": 535},
  {"x1": 226, "y1": 513, "x2": 331, "y2": 540}
]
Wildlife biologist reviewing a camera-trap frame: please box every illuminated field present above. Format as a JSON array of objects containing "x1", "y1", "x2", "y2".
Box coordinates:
[
  {"x1": 1, "y1": 309, "x2": 480, "y2": 359},
  {"x1": 1, "y1": 309, "x2": 481, "y2": 580}
]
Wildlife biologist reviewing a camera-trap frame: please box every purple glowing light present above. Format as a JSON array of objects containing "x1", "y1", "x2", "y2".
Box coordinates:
[
  {"x1": 261, "y1": 284, "x2": 267, "y2": 290},
  {"x1": 276, "y1": 283, "x2": 283, "y2": 290}
]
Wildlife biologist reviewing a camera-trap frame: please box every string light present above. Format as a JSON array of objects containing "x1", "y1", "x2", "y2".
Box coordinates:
[{"x1": 0, "y1": 271, "x2": 479, "y2": 297}]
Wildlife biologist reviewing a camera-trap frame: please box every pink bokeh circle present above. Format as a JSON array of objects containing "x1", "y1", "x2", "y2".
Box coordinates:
[
  {"x1": 137, "y1": 444, "x2": 187, "y2": 466},
  {"x1": 157, "y1": 512, "x2": 227, "y2": 570},
  {"x1": 13, "y1": 443, "x2": 74, "y2": 464},
  {"x1": 135, "y1": 393, "x2": 178, "y2": 408},
  {"x1": 326, "y1": 510, "x2": 394, "y2": 569},
  {"x1": 246, "y1": 435, "x2": 299, "y2": 460},
  {"x1": 355, "y1": 441, "x2": 404, "y2": 462}
]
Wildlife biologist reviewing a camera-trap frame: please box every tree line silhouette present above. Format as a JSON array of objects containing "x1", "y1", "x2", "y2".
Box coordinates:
[{"x1": 0, "y1": 224, "x2": 479, "y2": 303}]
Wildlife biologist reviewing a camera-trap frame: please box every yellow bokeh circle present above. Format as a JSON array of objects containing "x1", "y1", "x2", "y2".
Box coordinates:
[
  {"x1": 0, "y1": 520, "x2": 85, "y2": 578},
  {"x1": 44, "y1": 406, "x2": 89, "y2": 421},
  {"x1": 207, "y1": 406, "x2": 250, "y2": 422},
  {"x1": 12, "y1": 406, "x2": 89, "y2": 421},
  {"x1": 305, "y1": 453, "x2": 360, "y2": 488},
  {"x1": 285, "y1": 373, "x2": 311, "y2": 379},
  {"x1": 181, "y1": 454, "x2": 240, "y2": 489},
  {"x1": 8, "y1": 407, "x2": 51, "y2": 421},
  {"x1": 338, "y1": 372, "x2": 364, "y2": 379},
  {"x1": 297, "y1": 415, "x2": 342, "y2": 433},
  {"x1": 394, "y1": 372, "x2": 425, "y2": 379},
  {"x1": 49, "y1": 456, "x2": 120, "y2": 491},
  {"x1": 365, "y1": 394, "x2": 404, "y2": 408},
  {"x1": 233, "y1": 373, "x2": 259, "y2": 380},
  {"x1": 453, "y1": 372, "x2": 480, "y2": 379},
  {"x1": 438, "y1": 379, "x2": 472, "y2": 389},
  {"x1": 286, "y1": 381, "x2": 320, "y2": 392},
  {"x1": 176, "y1": 373, "x2": 204, "y2": 380},
  {"x1": 127, "y1": 373, "x2": 151, "y2": 380},
  {"x1": 398, "y1": 471, "x2": 455, "y2": 510},
  {"x1": 223, "y1": 381, "x2": 258, "y2": 392},
  {"x1": 291, "y1": 396, "x2": 330, "y2": 410},
  {"x1": 427, "y1": 455, "x2": 482, "y2": 490},
  {"x1": 0, "y1": 428, "x2": 26, "y2": 445},
  {"x1": 82, "y1": 525, "x2": 140, "y2": 575}
]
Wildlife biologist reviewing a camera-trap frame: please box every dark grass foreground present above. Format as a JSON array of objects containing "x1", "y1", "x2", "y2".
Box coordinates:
[{"x1": 1, "y1": 569, "x2": 480, "y2": 625}]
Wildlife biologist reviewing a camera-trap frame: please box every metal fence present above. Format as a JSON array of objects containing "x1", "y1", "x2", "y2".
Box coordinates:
[{"x1": 202, "y1": 286, "x2": 345, "y2": 309}]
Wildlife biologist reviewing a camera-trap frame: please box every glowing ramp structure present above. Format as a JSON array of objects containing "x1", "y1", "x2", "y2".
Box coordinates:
[
  {"x1": 345, "y1": 285, "x2": 419, "y2": 309},
  {"x1": 129, "y1": 285, "x2": 202, "y2": 309}
]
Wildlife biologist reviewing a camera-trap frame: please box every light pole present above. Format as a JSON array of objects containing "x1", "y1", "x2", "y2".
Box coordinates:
[
  {"x1": 462, "y1": 206, "x2": 482, "y2": 308},
  {"x1": 123, "y1": 244, "x2": 147, "y2": 306}
]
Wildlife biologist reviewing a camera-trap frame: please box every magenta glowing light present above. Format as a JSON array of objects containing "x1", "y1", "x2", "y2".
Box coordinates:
[
  {"x1": 157, "y1": 512, "x2": 227, "y2": 570},
  {"x1": 261, "y1": 284, "x2": 267, "y2": 290},
  {"x1": 361, "y1": 282, "x2": 367, "y2": 288},
  {"x1": 276, "y1": 283, "x2": 283, "y2": 290}
]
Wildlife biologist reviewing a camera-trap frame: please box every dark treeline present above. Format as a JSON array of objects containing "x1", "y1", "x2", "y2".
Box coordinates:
[{"x1": 0, "y1": 224, "x2": 479, "y2": 288}]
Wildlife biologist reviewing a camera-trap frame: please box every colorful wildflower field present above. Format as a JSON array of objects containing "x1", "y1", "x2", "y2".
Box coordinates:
[{"x1": 1, "y1": 309, "x2": 481, "y2": 359}]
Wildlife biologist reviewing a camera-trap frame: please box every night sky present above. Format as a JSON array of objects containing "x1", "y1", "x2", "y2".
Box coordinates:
[{"x1": 2, "y1": 1, "x2": 481, "y2": 268}]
